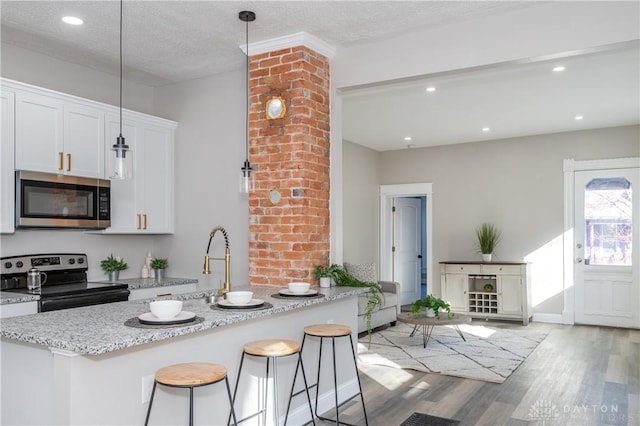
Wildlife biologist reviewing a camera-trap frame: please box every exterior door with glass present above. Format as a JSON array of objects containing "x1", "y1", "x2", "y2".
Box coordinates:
[{"x1": 574, "y1": 168, "x2": 639, "y2": 328}]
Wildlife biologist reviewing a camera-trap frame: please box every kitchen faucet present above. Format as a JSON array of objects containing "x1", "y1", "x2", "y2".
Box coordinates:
[{"x1": 203, "y1": 226, "x2": 231, "y2": 297}]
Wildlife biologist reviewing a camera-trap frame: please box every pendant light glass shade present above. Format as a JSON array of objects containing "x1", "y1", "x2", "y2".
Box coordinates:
[
  {"x1": 110, "y1": 0, "x2": 132, "y2": 180},
  {"x1": 239, "y1": 11, "x2": 255, "y2": 194}
]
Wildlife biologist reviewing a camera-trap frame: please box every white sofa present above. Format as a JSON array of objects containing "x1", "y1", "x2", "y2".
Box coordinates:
[{"x1": 356, "y1": 280, "x2": 401, "y2": 334}]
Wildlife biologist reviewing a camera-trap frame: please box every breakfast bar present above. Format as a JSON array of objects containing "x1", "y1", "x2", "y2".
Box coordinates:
[{"x1": 0, "y1": 285, "x2": 365, "y2": 425}]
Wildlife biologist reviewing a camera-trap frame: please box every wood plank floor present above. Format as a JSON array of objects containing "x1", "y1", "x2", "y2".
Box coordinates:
[{"x1": 314, "y1": 321, "x2": 640, "y2": 426}]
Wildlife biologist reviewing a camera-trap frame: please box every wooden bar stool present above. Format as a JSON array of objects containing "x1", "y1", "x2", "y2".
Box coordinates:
[
  {"x1": 295, "y1": 324, "x2": 368, "y2": 426},
  {"x1": 230, "y1": 339, "x2": 315, "y2": 426},
  {"x1": 144, "y1": 362, "x2": 237, "y2": 426}
]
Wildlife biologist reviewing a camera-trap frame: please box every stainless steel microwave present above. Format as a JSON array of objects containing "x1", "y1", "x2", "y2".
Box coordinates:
[{"x1": 15, "y1": 170, "x2": 111, "y2": 229}]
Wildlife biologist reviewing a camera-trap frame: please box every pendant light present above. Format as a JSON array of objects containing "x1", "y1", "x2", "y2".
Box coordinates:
[
  {"x1": 110, "y1": 0, "x2": 132, "y2": 180},
  {"x1": 239, "y1": 10, "x2": 255, "y2": 194}
]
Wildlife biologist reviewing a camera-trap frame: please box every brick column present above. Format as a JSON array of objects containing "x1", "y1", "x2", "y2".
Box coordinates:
[{"x1": 248, "y1": 46, "x2": 330, "y2": 286}]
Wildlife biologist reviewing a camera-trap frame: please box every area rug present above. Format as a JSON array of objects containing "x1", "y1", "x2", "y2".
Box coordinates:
[
  {"x1": 399, "y1": 412, "x2": 460, "y2": 426},
  {"x1": 357, "y1": 322, "x2": 548, "y2": 383}
]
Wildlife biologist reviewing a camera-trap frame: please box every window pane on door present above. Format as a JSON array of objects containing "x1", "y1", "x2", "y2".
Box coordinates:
[{"x1": 584, "y1": 177, "x2": 632, "y2": 265}]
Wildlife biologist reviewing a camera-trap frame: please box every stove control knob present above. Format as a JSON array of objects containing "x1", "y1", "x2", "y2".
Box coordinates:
[
  {"x1": 4, "y1": 261, "x2": 12, "y2": 269},
  {"x1": 68, "y1": 258, "x2": 75, "y2": 265},
  {"x1": 16, "y1": 261, "x2": 23, "y2": 268},
  {"x1": 77, "y1": 258, "x2": 84, "y2": 264}
]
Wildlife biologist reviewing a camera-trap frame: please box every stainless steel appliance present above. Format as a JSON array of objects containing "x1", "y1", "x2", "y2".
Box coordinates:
[
  {"x1": 15, "y1": 170, "x2": 111, "y2": 229},
  {"x1": 1, "y1": 253, "x2": 129, "y2": 312}
]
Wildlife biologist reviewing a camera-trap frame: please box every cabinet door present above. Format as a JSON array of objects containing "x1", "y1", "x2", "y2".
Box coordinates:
[
  {"x1": 104, "y1": 115, "x2": 140, "y2": 233},
  {"x1": 15, "y1": 92, "x2": 63, "y2": 173},
  {"x1": 140, "y1": 125, "x2": 173, "y2": 233},
  {"x1": 0, "y1": 90, "x2": 15, "y2": 233},
  {"x1": 498, "y1": 275, "x2": 522, "y2": 315},
  {"x1": 444, "y1": 273, "x2": 468, "y2": 311},
  {"x1": 63, "y1": 104, "x2": 104, "y2": 177}
]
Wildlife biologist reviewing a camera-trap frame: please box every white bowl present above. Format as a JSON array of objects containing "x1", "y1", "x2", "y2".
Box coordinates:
[
  {"x1": 288, "y1": 282, "x2": 310, "y2": 294},
  {"x1": 149, "y1": 300, "x2": 183, "y2": 319},
  {"x1": 226, "y1": 291, "x2": 253, "y2": 305}
]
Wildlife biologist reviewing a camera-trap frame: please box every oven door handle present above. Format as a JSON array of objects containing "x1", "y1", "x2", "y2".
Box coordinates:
[{"x1": 39, "y1": 289, "x2": 130, "y2": 312}]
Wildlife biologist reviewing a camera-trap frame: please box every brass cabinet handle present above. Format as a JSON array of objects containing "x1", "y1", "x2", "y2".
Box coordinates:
[
  {"x1": 143, "y1": 214, "x2": 148, "y2": 230},
  {"x1": 137, "y1": 214, "x2": 141, "y2": 230},
  {"x1": 58, "y1": 152, "x2": 64, "y2": 170},
  {"x1": 156, "y1": 293, "x2": 172, "y2": 297},
  {"x1": 66, "y1": 153, "x2": 71, "y2": 172}
]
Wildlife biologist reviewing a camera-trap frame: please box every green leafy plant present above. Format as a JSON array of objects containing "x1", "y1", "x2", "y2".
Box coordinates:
[
  {"x1": 150, "y1": 258, "x2": 168, "y2": 270},
  {"x1": 475, "y1": 223, "x2": 502, "y2": 254},
  {"x1": 313, "y1": 264, "x2": 341, "y2": 280},
  {"x1": 100, "y1": 254, "x2": 128, "y2": 273},
  {"x1": 325, "y1": 264, "x2": 383, "y2": 341},
  {"x1": 410, "y1": 294, "x2": 452, "y2": 319}
]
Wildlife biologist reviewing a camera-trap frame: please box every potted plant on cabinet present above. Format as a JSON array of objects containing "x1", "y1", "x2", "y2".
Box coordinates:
[
  {"x1": 475, "y1": 222, "x2": 502, "y2": 262},
  {"x1": 410, "y1": 294, "x2": 452, "y2": 319},
  {"x1": 100, "y1": 254, "x2": 128, "y2": 282},
  {"x1": 150, "y1": 258, "x2": 168, "y2": 280}
]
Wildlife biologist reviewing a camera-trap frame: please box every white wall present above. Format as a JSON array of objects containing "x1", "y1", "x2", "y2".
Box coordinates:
[
  {"x1": 343, "y1": 125, "x2": 640, "y2": 315},
  {"x1": 342, "y1": 141, "x2": 380, "y2": 264},
  {"x1": 153, "y1": 71, "x2": 250, "y2": 288}
]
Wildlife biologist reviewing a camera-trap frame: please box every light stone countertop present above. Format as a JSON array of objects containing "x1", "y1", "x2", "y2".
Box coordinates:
[
  {"x1": 0, "y1": 291, "x2": 38, "y2": 304},
  {"x1": 0, "y1": 285, "x2": 366, "y2": 355}
]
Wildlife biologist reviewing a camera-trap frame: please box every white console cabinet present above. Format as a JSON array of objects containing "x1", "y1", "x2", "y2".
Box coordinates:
[{"x1": 440, "y1": 262, "x2": 531, "y2": 325}]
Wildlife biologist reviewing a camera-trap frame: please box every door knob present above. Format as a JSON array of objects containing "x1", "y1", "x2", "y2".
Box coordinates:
[{"x1": 575, "y1": 257, "x2": 583, "y2": 264}]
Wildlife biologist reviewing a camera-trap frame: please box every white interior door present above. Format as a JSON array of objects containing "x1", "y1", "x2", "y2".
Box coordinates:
[
  {"x1": 574, "y1": 167, "x2": 639, "y2": 327},
  {"x1": 393, "y1": 197, "x2": 421, "y2": 305}
]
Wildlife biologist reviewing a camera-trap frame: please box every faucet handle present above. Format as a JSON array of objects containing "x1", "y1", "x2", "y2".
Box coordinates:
[{"x1": 203, "y1": 255, "x2": 211, "y2": 274}]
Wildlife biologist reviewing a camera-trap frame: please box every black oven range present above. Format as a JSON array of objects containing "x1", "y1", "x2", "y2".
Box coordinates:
[{"x1": 1, "y1": 253, "x2": 130, "y2": 312}]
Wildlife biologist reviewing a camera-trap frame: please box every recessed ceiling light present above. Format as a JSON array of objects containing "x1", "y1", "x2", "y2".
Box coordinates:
[
  {"x1": 426, "y1": 87, "x2": 436, "y2": 92},
  {"x1": 482, "y1": 127, "x2": 490, "y2": 132},
  {"x1": 553, "y1": 66, "x2": 565, "y2": 72},
  {"x1": 62, "y1": 16, "x2": 84, "y2": 25},
  {"x1": 575, "y1": 115, "x2": 584, "y2": 120},
  {"x1": 404, "y1": 136, "x2": 412, "y2": 141}
]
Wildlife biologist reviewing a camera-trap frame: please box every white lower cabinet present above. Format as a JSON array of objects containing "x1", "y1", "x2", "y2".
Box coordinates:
[
  {"x1": 104, "y1": 115, "x2": 174, "y2": 234},
  {"x1": 440, "y1": 262, "x2": 531, "y2": 325},
  {"x1": 0, "y1": 90, "x2": 15, "y2": 233},
  {"x1": 0, "y1": 301, "x2": 38, "y2": 318},
  {"x1": 128, "y1": 283, "x2": 197, "y2": 301}
]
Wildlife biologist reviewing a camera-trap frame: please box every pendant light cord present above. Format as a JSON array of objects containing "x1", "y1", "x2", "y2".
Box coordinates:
[
  {"x1": 119, "y1": 0, "x2": 123, "y2": 137},
  {"x1": 244, "y1": 17, "x2": 249, "y2": 161}
]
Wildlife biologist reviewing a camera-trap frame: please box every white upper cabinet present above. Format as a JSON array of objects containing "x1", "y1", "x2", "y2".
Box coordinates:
[
  {"x1": 104, "y1": 115, "x2": 175, "y2": 234},
  {"x1": 1, "y1": 90, "x2": 16, "y2": 233},
  {"x1": 14, "y1": 85, "x2": 104, "y2": 178}
]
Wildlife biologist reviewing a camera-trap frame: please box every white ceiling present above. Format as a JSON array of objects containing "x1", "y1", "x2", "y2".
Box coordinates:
[{"x1": 1, "y1": 1, "x2": 639, "y2": 151}]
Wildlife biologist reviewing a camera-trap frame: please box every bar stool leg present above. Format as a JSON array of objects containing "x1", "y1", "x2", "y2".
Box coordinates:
[
  {"x1": 284, "y1": 350, "x2": 316, "y2": 426},
  {"x1": 144, "y1": 381, "x2": 158, "y2": 426},
  {"x1": 229, "y1": 353, "x2": 246, "y2": 426},
  {"x1": 272, "y1": 357, "x2": 279, "y2": 426},
  {"x1": 314, "y1": 336, "x2": 324, "y2": 417},
  {"x1": 188, "y1": 386, "x2": 194, "y2": 426},
  {"x1": 348, "y1": 334, "x2": 368, "y2": 426},
  {"x1": 225, "y1": 376, "x2": 239, "y2": 426},
  {"x1": 332, "y1": 337, "x2": 339, "y2": 425}
]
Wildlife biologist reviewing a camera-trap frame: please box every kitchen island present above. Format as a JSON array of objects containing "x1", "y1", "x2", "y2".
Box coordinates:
[{"x1": 1, "y1": 285, "x2": 365, "y2": 425}]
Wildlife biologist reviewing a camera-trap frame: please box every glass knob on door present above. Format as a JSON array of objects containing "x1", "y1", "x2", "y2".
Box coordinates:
[{"x1": 575, "y1": 257, "x2": 583, "y2": 264}]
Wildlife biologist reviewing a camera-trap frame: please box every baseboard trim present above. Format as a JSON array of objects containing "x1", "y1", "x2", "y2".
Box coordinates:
[{"x1": 532, "y1": 313, "x2": 564, "y2": 324}]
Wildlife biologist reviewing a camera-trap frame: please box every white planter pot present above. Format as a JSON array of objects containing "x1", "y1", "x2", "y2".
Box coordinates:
[
  {"x1": 482, "y1": 253, "x2": 492, "y2": 262},
  {"x1": 424, "y1": 308, "x2": 436, "y2": 318},
  {"x1": 319, "y1": 277, "x2": 331, "y2": 288}
]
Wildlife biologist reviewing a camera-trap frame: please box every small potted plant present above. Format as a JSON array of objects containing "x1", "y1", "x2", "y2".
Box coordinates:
[
  {"x1": 150, "y1": 258, "x2": 168, "y2": 280},
  {"x1": 410, "y1": 294, "x2": 452, "y2": 319},
  {"x1": 100, "y1": 254, "x2": 128, "y2": 282},
  {"x1": 314, "y1": 264, "x2": 341, "y2": 288},
  {"x1": 475, "y1": 223, "x2": 502, "y2": 262}
]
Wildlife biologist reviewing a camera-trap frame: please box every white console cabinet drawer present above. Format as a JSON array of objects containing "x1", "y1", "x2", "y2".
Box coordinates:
[
  {"x1": 444, "y1": 264, "x2": 481, "y2": 274},
  {"x1": 481, "y1": 264, "x2": 522, "y2": 275}
]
